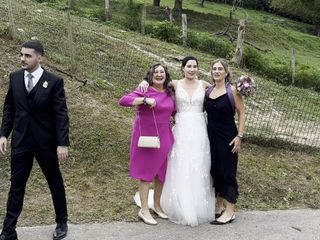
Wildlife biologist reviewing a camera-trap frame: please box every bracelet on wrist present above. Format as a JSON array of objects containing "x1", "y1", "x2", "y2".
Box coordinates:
[
  {"x1": 142, "y1": 97, "x2": 147, "y2": 105},
  {"x1": 237, "y1": 134, "x2": 243, "y2": 140}
]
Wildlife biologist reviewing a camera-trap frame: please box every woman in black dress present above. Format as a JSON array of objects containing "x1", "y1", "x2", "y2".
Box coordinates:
[{"x1": 204, "y1": 59, "x2": 245, "y2": 225}]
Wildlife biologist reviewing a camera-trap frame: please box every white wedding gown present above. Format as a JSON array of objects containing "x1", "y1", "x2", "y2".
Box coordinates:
[
  {"x1": 133, "y1": 80, "x2": 215, "y2": 226},
  {"x1": 160, "y1": 80, "x2": 215, "y2": 226}
]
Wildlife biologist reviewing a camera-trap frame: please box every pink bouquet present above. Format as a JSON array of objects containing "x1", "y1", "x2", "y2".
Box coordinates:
[{"x1": 236, "y1": 76, "x2": 256, "y2": 97}]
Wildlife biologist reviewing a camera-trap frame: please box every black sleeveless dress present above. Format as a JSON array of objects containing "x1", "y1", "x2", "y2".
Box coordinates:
[{"x1": 204, "y1": 93, "x2": 239, "y2": 204}]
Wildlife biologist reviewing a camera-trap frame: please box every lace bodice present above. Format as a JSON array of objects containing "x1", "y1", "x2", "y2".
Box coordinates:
[{"x1": 175, "y1": 80, "x2": 205, "y2": 113}]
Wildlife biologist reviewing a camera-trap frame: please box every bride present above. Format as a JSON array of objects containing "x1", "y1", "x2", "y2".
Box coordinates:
[{"x1": 138, "y1": 56, "x2": 215, "y2": 226}]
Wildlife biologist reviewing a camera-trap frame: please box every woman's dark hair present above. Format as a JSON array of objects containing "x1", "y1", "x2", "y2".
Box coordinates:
[
  {"x1": 211, "y1": 58, "x2": 232, "y2": 85},
  {"x1": 181, "y1": 56, "x2": 199, "y2": 72},
  {"x1": 21, "y1": 40, "x2": 44, "y2": 56},
  {"x1": 144, "y1": 63, "x2": 173, "y2": 94}
]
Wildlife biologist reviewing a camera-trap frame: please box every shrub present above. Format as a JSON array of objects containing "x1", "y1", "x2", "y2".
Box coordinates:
[
  {"x1": 264, "y1": 61, "x2": 291, "y2": 85},
  {"x1": 75, "y1": 8, "x2": 105, "y2": 22},
  {"x1": 295, "y1": 65, "x2": 320, "y2": 91},
  {"x1": 124, "y1": 0, "x2": 141, "y2": 31},
  {"x1": 244, "y1": 47, "x2": 291, "y2": 85},
  {"x1": 188, "y1": 31, "x2": 233, "y2": 58},
  {"x1": 148, "y1": 21, "x2": 181, "y2": 44},
  {"x1": 243, "y1": 47, "x2": 265, "y2": 73},
  {"x1": 0, "y1": 24, "x2": 10, "y2": 38},
  {"x1": 35, "y1": 0, "x2": 55, "y2": 2}
]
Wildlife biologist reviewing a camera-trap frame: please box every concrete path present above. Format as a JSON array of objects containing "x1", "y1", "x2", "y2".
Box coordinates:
[{"x1": 12, "y1": 209, "x2": 320, "y2": 240}]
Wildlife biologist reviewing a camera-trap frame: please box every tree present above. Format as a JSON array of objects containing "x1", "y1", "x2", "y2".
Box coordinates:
[
  {"x1": 153, "y1": 0, "x2": 160, "y2": 6},
  {"x1": 200, "y1": 0, "x2": 205, "y2": 7},
  {"x1": 232, "y1": 20, "x2": 246, "y2": 67},
  {"x1": 271, "y1": 0, "x2": 320, "y2": 36},
  {"x1": 173, "y1": 0, "x2": 182, "y2": 13}
]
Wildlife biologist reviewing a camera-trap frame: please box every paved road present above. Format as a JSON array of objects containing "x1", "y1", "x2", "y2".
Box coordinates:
[{"x1": 10, "y1": 209, "x2": 320, "y2": 240}]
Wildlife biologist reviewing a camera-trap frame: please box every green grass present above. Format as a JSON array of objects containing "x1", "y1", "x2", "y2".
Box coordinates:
[
  {"x1": 131, "y1": 0, "x2": 320, "y2": 90},
  {"x1": 0, "y1": 0, "x2": 319, "y2": 227},
  {"x1": 33, "y1": 0, "x2": 320, "y2": 79}
]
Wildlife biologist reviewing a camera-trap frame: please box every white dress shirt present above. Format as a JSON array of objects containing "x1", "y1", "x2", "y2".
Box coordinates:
[{"x1": 24, "y1": 66, "x2": 44, "y2": 90}]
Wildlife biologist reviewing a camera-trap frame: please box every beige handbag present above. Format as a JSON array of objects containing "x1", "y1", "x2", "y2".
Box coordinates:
[{"x1": 137, "y1": 108, "x2": 160, "y2": 148}]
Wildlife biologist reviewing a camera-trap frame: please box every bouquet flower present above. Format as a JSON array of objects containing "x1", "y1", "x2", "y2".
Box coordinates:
[{"x1": 236, "y1": 76, "x2": 256, "y2": 97}]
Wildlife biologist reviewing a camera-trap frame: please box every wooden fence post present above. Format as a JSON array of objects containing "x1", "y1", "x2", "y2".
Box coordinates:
[
  {"x1": 169, "y1": 8, "x2": 173, "y2": 22},
  {"x1": 182, "y1": 13, "x2": 187, "y2": 47},
  {"x1": 141, "y1": 3, "x2": 146, "y2": 35},
  {"x1": 66, "y1": 8, "x2": 76, "y2": 74},
  {"x1": 291, "y1": 48, "x2": 296, "y2": 85},
  {"x1": 105, "y1": 0, "x2": 111, "y2": 21},
  {"x1": 7, "y1": 0, "x2": 16, "y2": 39}
]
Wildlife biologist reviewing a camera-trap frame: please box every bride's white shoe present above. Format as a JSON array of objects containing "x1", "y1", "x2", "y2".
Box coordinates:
[
  {"x1": 151, "y1": 208, "x2": 169, "y2": 219},
  {"x1": 138, "y1": 209, "x2": 158, "y2": 225}
]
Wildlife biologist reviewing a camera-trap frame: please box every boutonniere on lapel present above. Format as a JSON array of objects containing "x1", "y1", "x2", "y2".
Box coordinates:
[{"x1": 43, "y1": 81, "x2": 48, "y2": 89}]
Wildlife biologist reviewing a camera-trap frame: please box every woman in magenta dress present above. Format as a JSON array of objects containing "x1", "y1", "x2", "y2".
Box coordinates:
[{"x1": 119, "y1": 63, "x2": 175, "y2": 225}]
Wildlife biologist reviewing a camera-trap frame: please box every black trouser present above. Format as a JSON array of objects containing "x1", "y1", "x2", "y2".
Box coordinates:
[{"x1": 1, "y1": 146, "x2": 68, "y2": 234}]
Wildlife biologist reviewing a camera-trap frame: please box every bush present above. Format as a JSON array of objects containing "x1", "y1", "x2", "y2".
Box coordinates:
[
  {"x1": 244, "y1": 47, "x2": 291, "y2": 85},
  {"x1": 148, "y1": 21, "x2": 181, "y2": 44},
  {"x1": 35, "y1": 0, "x2": 55, "y2": 2},
  {"x1": 295, "y1": 65, "x2": 320, "y2": 91},
  {"x1": 123, "y1": 0, "x2": 141, "y2": 31},
  {"x1": 188, "y1": 31, "x2": 233, "y2": 58},
  {"x1": 206, "y1": 0, "x2": 271, "y2": 11},
  {"x1": 75, "y1": 8, "x2": 105, "y2": 21},
  {"x1": 243, "y1": 47, "x2": 265, "y2": 73},
  {"x1": 0, "y1": 24, "x2": 10, "y2": 38},
  {"x1": 264, "y1": 61, "x2": 291, "y2": 85}
]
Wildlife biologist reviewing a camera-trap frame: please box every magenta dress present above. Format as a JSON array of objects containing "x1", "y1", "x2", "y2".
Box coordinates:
[{"x1": 119, "y1": 87, "x2": 175, "y2": 183}]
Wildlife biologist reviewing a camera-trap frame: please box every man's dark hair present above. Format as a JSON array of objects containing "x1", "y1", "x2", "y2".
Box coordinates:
[{"x1": 21, "y1": 40, "x2": 44, "y2": 56}]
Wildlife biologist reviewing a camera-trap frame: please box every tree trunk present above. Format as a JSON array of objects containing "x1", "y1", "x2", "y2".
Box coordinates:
[
  {"x1": 105, "y1": 0, "x2": 111, "y2": 21},
  {"x1": 153, "y1": 0, "x2": 160, "y2": 6},
  {"x1": 232, "y1": 20, "x2": 246, "y2": 68},
  {"x1": 182, "y1": 13, "x2": 187, "y2": 47},
  {"x1": 200, "y1": 0, "x2": 205, "y2": 7},
  {"x1": 173, "y1": 0, "x2": 182, "y2": 13},
  {"x1": 7, "y1": 0, "x2": 16, "y2": 39},
  {"x1": 315, "y1": 25, "x2": 320, "y2": 37}
]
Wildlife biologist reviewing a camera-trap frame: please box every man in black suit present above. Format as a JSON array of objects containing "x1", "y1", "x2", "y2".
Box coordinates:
[{"x1": 0, "y1": 40, "x2": 69, "y2": 240}]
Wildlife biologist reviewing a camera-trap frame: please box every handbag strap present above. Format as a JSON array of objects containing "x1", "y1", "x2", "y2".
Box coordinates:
[{"x1": 138, "y1": 107, "x2": 159, "y2": 137}]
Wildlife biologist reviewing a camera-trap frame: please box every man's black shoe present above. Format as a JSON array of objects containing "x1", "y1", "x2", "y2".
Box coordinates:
[
  {"x1": 0, "y1": 232, "x2": 18, "y2": 240},
  {"x1": 53, "y1": 223, "x2": 68, "y2": 240}
]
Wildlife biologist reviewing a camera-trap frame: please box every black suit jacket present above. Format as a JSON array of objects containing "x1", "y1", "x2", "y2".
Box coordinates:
[{"x1": 0, "y1": 69, "x2": 69, "y2": 150}]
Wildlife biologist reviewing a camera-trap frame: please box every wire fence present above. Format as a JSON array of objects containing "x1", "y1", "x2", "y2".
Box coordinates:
[
  {"x1": 243, "y1": 79, "x2": 320, "y2": 148},
  {"x1": 0, "y1": 0, "x2": 319, "y2": 148}
]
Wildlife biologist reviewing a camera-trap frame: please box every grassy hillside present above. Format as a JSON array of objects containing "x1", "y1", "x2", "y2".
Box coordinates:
[
  {"x1": 55, "y1": 0, "x2": 320, "y2": 89},
  {"x1": 137, "y1": 0, "x2": 320, "y2": 74},
  {"x1": 0, "y1": 0, "x2": 319, "y2": 227}
]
